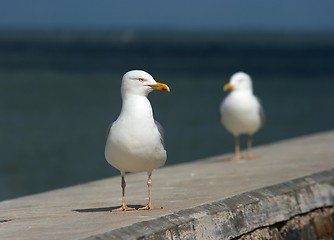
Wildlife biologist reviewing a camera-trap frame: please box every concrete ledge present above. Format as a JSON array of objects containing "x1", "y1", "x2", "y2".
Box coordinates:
[
  {"x1": 1, "y1": 131, "x2": 334, "y2": 239},
  {"x1": 85, "y1": 169, "x2": 334, "y2": 240}
]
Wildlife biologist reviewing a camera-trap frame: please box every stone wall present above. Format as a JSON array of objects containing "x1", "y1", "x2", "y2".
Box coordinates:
[
  {"x1": 85, "y1": 169, "x2": 334, "y2": 240},
  {"x1": 2, "y1": 131, "x2": 334, "y2": 240},
  {"x1": 238, "y1": 207, "x2": 334, "y2": 240}
]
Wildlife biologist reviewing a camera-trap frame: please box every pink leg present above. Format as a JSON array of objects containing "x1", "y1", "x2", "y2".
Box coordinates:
[
  {"x1": 139, "y1": 173, "x2": 162, "y2": 210},
  {"x1": 247, "y1": 135, "x2": 254, "y2": 160},
  {"x1": 233, "y1": 136, "x2": 241, "y2": 160},
  {"x1": 112, "y1": 175, "x2": 136, "y2": 212}
]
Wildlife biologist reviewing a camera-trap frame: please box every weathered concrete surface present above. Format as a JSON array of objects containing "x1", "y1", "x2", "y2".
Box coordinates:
[
  {"x1": 237, "y1": 206, "x2": 334, "y2": 240},
  {"x1": 0, "y1": 131, "x2": 334, "y2": 240}
]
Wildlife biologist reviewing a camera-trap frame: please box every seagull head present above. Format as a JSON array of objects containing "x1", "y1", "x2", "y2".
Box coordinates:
[
  {"x1": 224, "y1": 72, "x2": 253, "y2": 92},
  {"x1": 121, "y1": 70, "x2": 170, "y2": 96}
]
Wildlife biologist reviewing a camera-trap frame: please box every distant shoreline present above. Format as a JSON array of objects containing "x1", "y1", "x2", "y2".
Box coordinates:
[{"x1": 0, "y1": 29, "x2": 334, "y2": 45}]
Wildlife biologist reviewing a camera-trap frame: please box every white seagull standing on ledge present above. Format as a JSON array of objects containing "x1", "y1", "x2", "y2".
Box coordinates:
[
  {"x1": 105, "y1": 70, "x2": 170, "y2": 212},
  {"x1": 220, "y1": 72, "x2": 265, "y2": 160}
]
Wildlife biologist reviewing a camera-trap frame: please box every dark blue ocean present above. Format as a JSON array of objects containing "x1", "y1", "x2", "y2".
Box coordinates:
[{"x1": 1, "y1": 30, "x2": 334, "y2": 200}]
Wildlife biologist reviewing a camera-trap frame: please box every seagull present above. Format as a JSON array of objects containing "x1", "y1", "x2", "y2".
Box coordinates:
[
  {"x1": 105, "y1": 70, "x2": 170, "y2": 212},
  {"x1": 220, "y1": 72, "x2": 265, "y2": 160}
]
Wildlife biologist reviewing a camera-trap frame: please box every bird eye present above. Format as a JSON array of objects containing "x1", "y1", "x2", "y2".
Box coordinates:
[{"x1": 138, "y1": 77, "x2": 145, "y2": 82}]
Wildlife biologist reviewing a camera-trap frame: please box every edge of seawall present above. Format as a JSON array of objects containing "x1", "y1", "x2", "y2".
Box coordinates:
[
  {"x1": 1, "y1": 130, "x2": 334, "y2": 240},
  {"x1": 85, "y1": 169, "x2": 334, "y2": 240}
]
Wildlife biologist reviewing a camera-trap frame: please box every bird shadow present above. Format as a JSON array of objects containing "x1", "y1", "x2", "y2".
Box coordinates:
[
  {"x1": 204, "y1": 156, "x2": 232, "y2": 164},
  {"x1": 0, "y1": 219, "x2": 12, "y2": 223},
  {"x1": 205, "y1": 154, "x2": 262, "y2": 164},
  {"x1": 73, "y1": 205, "x2": 145, "y2": 213}
]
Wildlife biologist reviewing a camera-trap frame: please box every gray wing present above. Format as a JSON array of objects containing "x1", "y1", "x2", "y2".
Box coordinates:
[
  {"x1": 155, "y1": 120, "x2": 165, "y2": 147},
  {"x1": 219, "y1": 101, "x2": 225, "y2": 126},
  {"x1": 257, "y1": 97, "x2": 265, "y2": 128},
  {"x1": 106, "y1": 122, "x2": 113, "y2": 138}
]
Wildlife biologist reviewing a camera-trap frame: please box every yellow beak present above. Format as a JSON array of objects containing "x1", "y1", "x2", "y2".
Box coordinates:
[
  {"x1": 149, "y1": 82, "x2": 170, "y2": 92},
  {"x1": 224, "y1": 83, "x2": 233, "y2": 91}
]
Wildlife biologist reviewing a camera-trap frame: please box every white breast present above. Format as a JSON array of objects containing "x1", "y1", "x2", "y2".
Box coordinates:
[
  {"x1": 220, "y1": 91, "x2": 262, "y2": 136},
  {"x1": 105, "y1": 95, "x2": 166, "y2": 173}
]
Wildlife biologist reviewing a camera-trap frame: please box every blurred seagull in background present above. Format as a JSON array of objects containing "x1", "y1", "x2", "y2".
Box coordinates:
[
  {"x1": 105, "y1": 70, "x2": 170, "y2": 212},
  {"x1": 220, "y1": 72, "x2": 265, "y2": 160}
]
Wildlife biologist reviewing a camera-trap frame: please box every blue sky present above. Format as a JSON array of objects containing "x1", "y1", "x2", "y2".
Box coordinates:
[{"x1": 0, "y1": 0, "x2": 334, "y2": 31}]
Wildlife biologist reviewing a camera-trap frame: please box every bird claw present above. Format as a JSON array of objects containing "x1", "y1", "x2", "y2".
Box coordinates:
[
  {"x1": 138, "y1": 204, "x2": 163, "y2": 211},
  {"x1": 112, "y1": 206, "x2": 136, "y2": 212}
]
